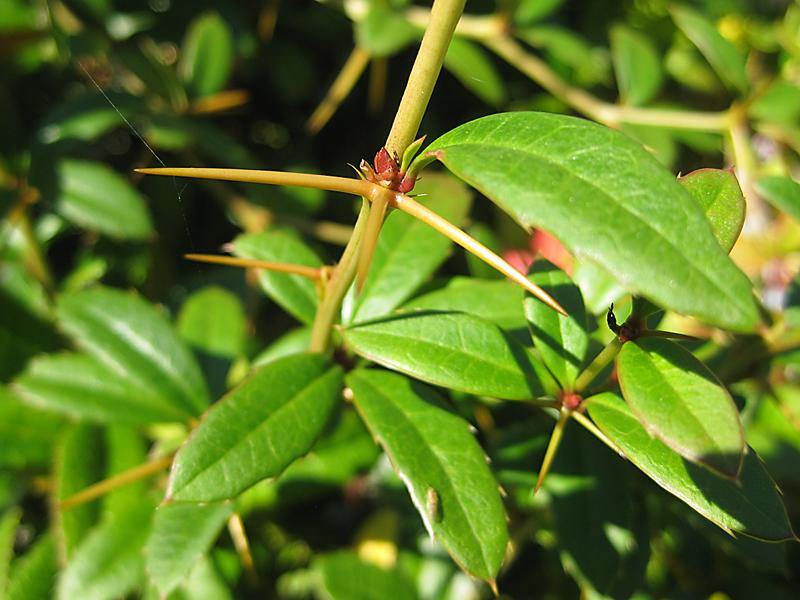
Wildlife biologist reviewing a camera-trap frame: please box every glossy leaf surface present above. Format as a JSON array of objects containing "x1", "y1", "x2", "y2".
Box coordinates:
[
  {"x1": 55, "y1": 160, "x2": 153, "y2": 240},
  {"x1": 234, "y1": 230, "x2": 322, "y2": 325},
  {"x1": 586, "y1": 393, "x2": 795, "y2": 541},
  {"x1": 347, "y1": 369, "x2": 508, "y2": 581},
  {"x1": 617, "y1": 337, "x2": 744, "y2": 478},
  {"x1": 57, "y1": 286, "x2": 209, "y2": 419},
  {"x1": 425, "y1": 112, "x2": 758, "y2": 332},
  {"x1": 145, "y1": 501, "x2": 233, "y2": 596},
  {"x1": 679, "y1": 168, "x2": 745, "y2": 253},
  {"x1": 15, "y1": 352, "x2": 190, "y2": 423},
  {"x1": 343, "y1": 311, "x2": 557, "y2": 399},
  {"x1": 352, "y1": 173, "x2": 471, "y2": 323},
  {"x1": 403, "y1": 277, "x2": 525, "y2": 331},
  {"x1": 524, "y1": 261, "x2": 588, "y2": 389},
  {"x1": 167, "y1": 354, "x2": 342, "y2": 501}
]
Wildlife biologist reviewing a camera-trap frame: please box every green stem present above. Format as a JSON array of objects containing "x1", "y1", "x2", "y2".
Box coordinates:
[
  {"x1": 310, "y1": 0, "x2": 467, "y2": 352},
  {"x1": 573, "y1": 337, "x2": 622, "y2": 393},
  {"x1": 533, "y1": 407, "x2": 571, "y2": 496},
  {"x1": 384, "y1": 0, "x2": 467, "y2": 156},
  {"x1": 309, "y1": 200, "x2": 370, "y2": 352}
]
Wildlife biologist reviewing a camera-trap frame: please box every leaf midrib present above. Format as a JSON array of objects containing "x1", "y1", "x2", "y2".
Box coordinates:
[
  {"x1": 620, "y1": 344, "x2": 739, "y2": 468},
  {"x1": 171, "y1": 367, "x2": 335, "y2": 497},
  {"x1": 436, "y1": 137, "x2": 751, "y2": 321},
  {"x1": 353, "y1": 375, "x2": 495, "y2": 576},
  {"x1": 590, "y1": 397, "x2": 792, "y2": 540}
]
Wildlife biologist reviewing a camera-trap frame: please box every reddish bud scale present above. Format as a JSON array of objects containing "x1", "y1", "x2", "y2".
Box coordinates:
[
  {"x1": 366, "y1": 147, "x2": 417, "y2": 193},
  {"x1": 560, "y1": 391, "x2": 584, "y2": 411}
]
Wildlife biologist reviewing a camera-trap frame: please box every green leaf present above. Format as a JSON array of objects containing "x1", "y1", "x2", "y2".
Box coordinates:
[
  {"x1": 548, "y1": 425, "x2": 649, "y2": 597},
  {"x1": 57, "y1": 286, "x2": 209, "y2": 419},
  {"x1": 403, "y1": 277, "x2": 525, "y2": 331},
  {"x1": 54, "y1": 425, "x2": 103, "y2": 560},
  {"x1": 572, "y1": 259, "x2": 625, "y2": 315},
  {"x1": 755, "y1": 176, "x2": 800, "y2": 222},
  {"x1": 0, "y1": 386, "x2": 62, "y2": 470},
  {"x1": 444, "y1": 37, "x2": 505, "y2": 107},
  {"x1": 145, "y1": 501, "x2": 233, "y2": 596},
  {"x1": 524, "y1": 261, "x2": 588, "y2": 389},
  {"x1": 748, "y1": 81, "x2": 800, "y2": 128},
  {"x1": 234, "y1": 230, "x2": 322, "y2": 325},
  {"x1": 57, "y1": 502, "x2": 154, "y2": 600},
  {"x1": 355, "y1": 5, "x2": 417, "y2": 58},
  {"x1": 0, "y1": 507, "x2": 21, "y2": 594},
  {"x1": 343, "y1": 311, "x2": 556, "y2": 399},
  {"x1": 180, "y1": 12, "x2": 234, "y2": 98},
  {"x1": 174, "y1": 556, "x2": 232, "y2": 600},
  {"x1": 347, "y1": 369, "x2": 508, "y2": 581},
  {"x1": 54, "y1": 159, "x2": 153, "y2": 240},
  {"x1": 37, "y1": 92, "x2": 140, "y2": 144},
  {"x1": 314, "y1": 551, "x2": 417, "y2": 600},
  {"x1": 251, "y1": 326, "x2": 312, "y2": 370},
  {"x1": 102, "y1": 426, "x2": 149, "y2": 517},
  {"x1": 426, "y1": 112, "x2": 759, "y2": 332},
  {"x1": 670, "y1": 4, "x2": 748, "y2": 93},
  {"x1": 617, "y1": 337, "x2": 744, "y2": 478},
  {"x1": 352, "y1": 173, "x2": 472, "y2": 323},
  {"x1": 679, "y1": 169, "x2": 745, "y2": 253},
  {"x1": 178, "y1": 286, "x2": 246, "y2": 358},
  {"x1": 518, "y1": 26, "x2": 610, "y2": 86},
  {"x1": 15, "y1": 352, "x2": 193, "y2": 423},
  {"x1": 6, "y1": 534, "x2": 56, "y2": 600},
  {"x1": 585, "y1": 393, "x2": 796, "y2": 541},
  {"x1": 514, "y1": 0, "x2": 565, "y2": 25},
  {"x1": 167, "y1": 353, "x2": 343, "y2": 502},
  {"x1": 610, "y1": 25, "x2": 663, "y2": 106}
]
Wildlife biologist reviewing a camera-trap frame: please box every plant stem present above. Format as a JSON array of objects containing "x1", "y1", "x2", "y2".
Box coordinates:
[
  {"x1": 309, "y1": 199, "x2": 370, "y2": 352},
  {"x1": 573, "y1": 338, "x2": 622, "y2": 393},
  {"x1": 728, "y1": 103, "x2": 768, "y2": 233},
  {"x1": 306, "y1": 46, "x2": 371, "y2": 134},
  {"x1": 60, "y1": 454, "x2": 174, "y2": 510},
  {"x1": 358, "y1": 0, "x2": 467, "y2": 294},
  {"x1": 311, "y1": 0, "x2": 467, "y2": 352},
  {"x1": 385, "y1": 0, "x2": 467, "y2": 156},
  {"x1": 533, "y1": 407, "x2": 570, "y2": 496}
]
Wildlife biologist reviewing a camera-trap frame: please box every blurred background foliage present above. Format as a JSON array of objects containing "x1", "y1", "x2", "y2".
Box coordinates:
[{"x1": 1, "y1": 0, "x2": 799, "y2": 598}]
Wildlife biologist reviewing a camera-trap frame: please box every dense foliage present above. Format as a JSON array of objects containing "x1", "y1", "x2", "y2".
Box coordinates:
[{"x1": 1, "y1": 0, "x2": 800, "y2": 598}]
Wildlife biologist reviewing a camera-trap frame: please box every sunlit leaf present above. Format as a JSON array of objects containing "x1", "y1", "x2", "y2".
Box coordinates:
[
  {"x1": 145, "y1": 501, "x2": 233, "y2": 596},
  {"x1": 585, "y1": 393, "x2": 795, "y2": 541},
  {"x1": 426, "y1": 112, "x2": 759, "y2": 332},
  {"x1": 167, "y1": 353, "x2": 342, "y2": 502},
  {"x1": 343, "y1": 311, "x2": 557, "y2": 400},
  {"x1": 617, "y1": 337, "x2": 744, "y2": 478},
  {"x1": 234, "y1": 230, "x2": 323, "y2": 325},
  {"x1": 347, "y1": 369, "x2": 508, "y2": 580}
]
